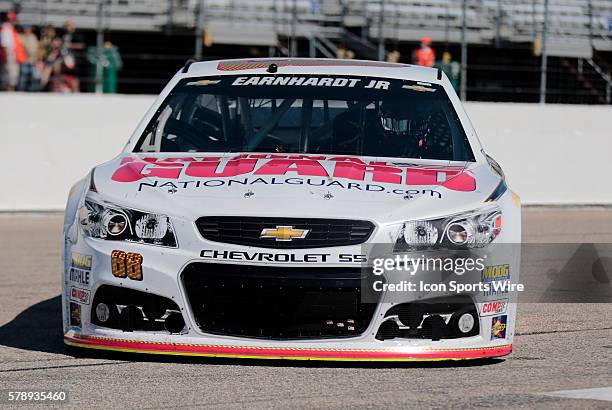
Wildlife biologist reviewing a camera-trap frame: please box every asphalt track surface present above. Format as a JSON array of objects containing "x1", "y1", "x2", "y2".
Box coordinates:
[{"x1": 1, "y1": 208, "x2": 611, "y2": 409}]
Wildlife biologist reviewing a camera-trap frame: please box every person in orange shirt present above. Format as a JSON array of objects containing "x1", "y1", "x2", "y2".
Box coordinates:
[
  {"x1": 412, "y1": 36, "x2": 436, "y2": 67},
  {"x1": 0, "y1": 10, "x2": 26, "y2": 91}
]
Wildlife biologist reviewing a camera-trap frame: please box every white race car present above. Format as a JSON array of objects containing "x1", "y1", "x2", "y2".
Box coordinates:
[{"x1": 63, "y1": 58, "x2": 520, "y2": 361}]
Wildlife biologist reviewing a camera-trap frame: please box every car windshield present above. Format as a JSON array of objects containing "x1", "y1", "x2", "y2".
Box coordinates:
[{"x1": 135, "y1": 75, "x2": 474, "y2": 161}]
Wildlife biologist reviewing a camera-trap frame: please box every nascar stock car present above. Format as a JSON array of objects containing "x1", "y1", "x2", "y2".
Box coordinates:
[{"x1": 62, "y1": 58, "x2": 521, "y2": 361}]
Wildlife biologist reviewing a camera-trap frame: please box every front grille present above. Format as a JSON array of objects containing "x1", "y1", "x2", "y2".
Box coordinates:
[
  {"x1": 91, "y1": 285, "x2": 184, "y2": 332},
  {"x1": 195, "y1": 216, "x2": 375, "y2": 249},
  {"x1": 375, "y1": 296, "x2": 479, "y2": 341},
  {"x1": 181, "y1": 263, "x2": 377, "y2": 339}
]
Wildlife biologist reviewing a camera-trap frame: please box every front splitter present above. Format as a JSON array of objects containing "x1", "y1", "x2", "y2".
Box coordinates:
[{"x1": 65, "y1": 334, "x2": 512, "y2": 362}]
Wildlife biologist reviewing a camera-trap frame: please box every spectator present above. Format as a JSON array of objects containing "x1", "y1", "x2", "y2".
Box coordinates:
[
  {"x1": 387, "y1": 49, "x2": 401, "y2": 63},
  {"x1": 0, "y1": 12, "x2": 5, "y2": 89},
  {"x1": 412, "y1": 36, "x2": 435, "y2": 67},
  {"x1": 62, "y1": 19, "x2": 85, "y2": 51},
  {"x1": 336, "y1": 43, "x2": 355, "y2": 60},
  {"x1": 0, "y1": 10, "x2": 27, "y2": 91},
  {"x1": 41, "y1": 37, "x2": 78, "y2": 93},
  {"x1": 38, "y1": 25, "x2": 56, "y2": 61},
  {"x1": 17, "y1": 24, "x2": 41, "y2": 91},
  {"x1": 435, "y1": 51, "x2": 460, "y2": 91},
  {"x1": 87, "y1": 40, "x2": 123, "y2": 93}
]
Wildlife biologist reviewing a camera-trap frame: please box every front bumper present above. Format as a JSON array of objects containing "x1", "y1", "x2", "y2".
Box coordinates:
[
  {"x1": 64, "y1": 332, "x2": 511, "y2": 361},
  {"x1": 63, "y1": 230, "x2": 517, "y2": 362}
]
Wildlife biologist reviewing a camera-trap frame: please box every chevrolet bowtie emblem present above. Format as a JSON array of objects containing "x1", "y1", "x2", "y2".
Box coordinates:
[{"x1": 260, "y1": 226, "x2": 310, "y2": 241}]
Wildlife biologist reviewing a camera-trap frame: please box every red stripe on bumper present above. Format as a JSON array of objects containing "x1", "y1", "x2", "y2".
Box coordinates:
[{"x1": 65, "y1": 335, "x2": 512, "y2": 361}]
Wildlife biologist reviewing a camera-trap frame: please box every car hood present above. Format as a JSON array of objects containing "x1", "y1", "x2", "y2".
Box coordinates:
[{"x1": 92, "y1": 154, "x2": 501, "y2": 225}]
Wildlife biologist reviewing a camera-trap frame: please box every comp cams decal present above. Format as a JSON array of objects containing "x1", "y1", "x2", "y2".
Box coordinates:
[
  {"x1": 479, "y1": 299, "x2": 508, "y2": 317},
  {"x1": 111, "y1": 155, "x2": 476, "y2": 197}
]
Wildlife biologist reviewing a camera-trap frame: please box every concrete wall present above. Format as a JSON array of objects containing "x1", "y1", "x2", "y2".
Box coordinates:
[
  {"x1": 466, "y1": 102, "x2": 612, "y2": 205},
  {"x1": 2, "y1": 93, "x2": 154, "y2": 211},
  {"x1": 1, "y1": 93, "x2": 611, "y2": 210}
]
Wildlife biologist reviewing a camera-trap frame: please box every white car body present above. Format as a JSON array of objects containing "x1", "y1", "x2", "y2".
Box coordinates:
[{"x1": 62, "y1": 58, "x2": 520, "y2": 361}]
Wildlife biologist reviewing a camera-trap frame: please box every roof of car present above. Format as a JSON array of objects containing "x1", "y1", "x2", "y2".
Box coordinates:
[{"x1": 182, "y1": 58, "x2": 442, "y2": 84}]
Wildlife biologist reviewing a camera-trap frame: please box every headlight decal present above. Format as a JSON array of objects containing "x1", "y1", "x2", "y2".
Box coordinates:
[
  {"x1": 79, "y1": 198, "x2": 177, "y2": 248},
  {"x1": 442, "y1": 209, "x2": 502, "y2": 247},
  {"x1": 402, "y1": 220, "x2": 439, "y2": 246},
  {"x1": 134, "y1": 214, "x2": 169, "y2": 239},
  {"x1": 395, "y1": 206, "x2": 502, "y2": 251}
]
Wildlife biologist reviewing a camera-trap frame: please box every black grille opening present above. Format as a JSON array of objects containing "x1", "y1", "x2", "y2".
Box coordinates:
[
  {"x1": 195, "y1": 216, "x2": 375, "y2": 249},
  {"x1": 91, "y1": 285, "x2": 184, "y2": 332},
  {"x1": 376, "y1": 295, "x2": 479, "y2": 341},
  {"x1": 182, "y1": 263, "x2": 378, "y2": 339}
]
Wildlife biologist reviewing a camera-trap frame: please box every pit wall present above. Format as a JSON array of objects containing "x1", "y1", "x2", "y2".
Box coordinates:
[{"x1": 1, "y1": 93, "x2": 610, "y2": 210}]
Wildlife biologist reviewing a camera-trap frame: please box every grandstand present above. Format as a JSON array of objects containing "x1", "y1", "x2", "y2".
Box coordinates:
[{"x1": 2, "y1": 0, "x2": 611, "y2": 102}]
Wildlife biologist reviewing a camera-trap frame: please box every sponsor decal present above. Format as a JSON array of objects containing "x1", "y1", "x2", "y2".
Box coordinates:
[
  {"x1": 232, "y1": 76, "x2": 377, "y2": 89},
  {"x1": 491, "y1": 315, "x2": 507, "y2": 340},
  {"x1": 70, "y1": 302, "x2": 81, "y2": 327},
  {"x1": 200, "y1": 249, "x2": 366, "y2": 263},
  {"x1": 69, "y1": 252, "x2": 92, "y2": 287},
  {"x1": 260, "y1": 226, "x2": 309, "y2": 241},
  {"x1": 479, "y1": 299, "x2": 508, "y2": 316},
  {"x1": 186, "y1": 79, "x2": 221, "y2": 86},
  {"x1": 71, "y1": 252, "x2": 92, "y2": 270},
  {"x1": 69, "y1": 267, "x2": 90, "y2": 286},
  {"x1": 111, "y1": 250, "x2": 144, "y2": 281},
  {"x1": 111, "y1": 155, "x2": 475, "y2": 194},
  {"x1": 138, "y1": 177, "x2": 444, "y2": 199},
  {"x1": 481, "y1": 264, "x2": 510, "y2": 283},
  {"x1": 402, "y1": 84, "x2": 436, "y2": 92},
  {"x1": 70, "y1": 287, "x2": 91, "y2": 305}
]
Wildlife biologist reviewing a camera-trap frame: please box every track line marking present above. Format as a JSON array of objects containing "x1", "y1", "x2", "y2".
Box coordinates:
[
  {"x1": 0, "y1": 361, "x2": 131, "y2": 373},
  {"x1": 542, "y1": 387, "x2": 612, "y2": 402}
]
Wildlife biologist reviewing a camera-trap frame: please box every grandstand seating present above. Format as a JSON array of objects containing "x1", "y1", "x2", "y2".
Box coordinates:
[
  {"x1": 2, "y1": 0, "x2": 610, "y2": 54},
  {"x1": 1, "y1": 0, "x2": 609, "y2": 102}
]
